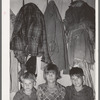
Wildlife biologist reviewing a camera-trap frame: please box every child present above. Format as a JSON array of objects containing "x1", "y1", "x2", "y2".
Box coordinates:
[
  {"x1": 37, "y1": 63, "x2": 66, "y2": 100},
  {"x1": 65, "y1": 67, "x2": 94, "y2": 100},
  {"x1": 13, "y1": 72, "x2": 37, "y2": 100}
]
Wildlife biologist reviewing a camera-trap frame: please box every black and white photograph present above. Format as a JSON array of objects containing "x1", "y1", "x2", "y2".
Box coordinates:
[{"x1": 2, "y1": 0, "x2": 98, "y2": 100}]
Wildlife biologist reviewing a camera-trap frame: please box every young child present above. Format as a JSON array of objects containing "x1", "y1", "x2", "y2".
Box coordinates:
[
  {"x1": 37, "y1": 63, "x2": 66, "y2": 100},
  {"x1": 65, "y1": 67, "x2": 94, "y2": 100},
  {"x1": 13, "y1": 72, "x2": 37, "y2": 100}
]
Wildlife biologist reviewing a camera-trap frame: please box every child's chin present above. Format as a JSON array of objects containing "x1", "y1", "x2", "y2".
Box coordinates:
[
  {"x1": 26, "y1": 89, "x2": 31, "y2": 91},
  {"x1": 48, "y1": 80, "x2": 55, "y2": 83}
]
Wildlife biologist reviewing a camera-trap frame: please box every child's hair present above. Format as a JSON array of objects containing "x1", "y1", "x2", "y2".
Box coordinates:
[
  {"x1": 69, "y1": 67, "x2": 84, "y2": 77},
  {"x1": 43, "y1": 63, "x2": 61, "y2": 80},
  {"x1": 19, "y1": 72, "x2": 36, "y2": 83}
]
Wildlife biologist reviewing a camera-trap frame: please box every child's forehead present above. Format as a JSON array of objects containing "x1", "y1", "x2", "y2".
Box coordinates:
[{"x1": 22, "y1": 78, "x2": 34, "y2": 82}]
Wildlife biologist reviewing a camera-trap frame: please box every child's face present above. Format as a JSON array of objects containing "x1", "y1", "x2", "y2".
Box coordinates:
[
  {"x1": 71, "y1": 75, "x2": 83, "y2": 87},
  {"x1": 46, "y1": 70, "x2": 56, "y2": 83},
  {"x1": 22, "y1": 79, "x2": 34, "y2": 92}
]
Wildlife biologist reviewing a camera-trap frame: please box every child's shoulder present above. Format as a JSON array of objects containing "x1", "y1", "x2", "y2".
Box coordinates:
[
  {"x1": 15, "y1": 89, "x2": 24, "y2": 95},
  {"x1": 57, "y1": 83, "x2": 66, "y2": 93},
  {"x1": 65, "y1": 85, "x2": 74, "y2": 92},
  {"x1": 84, "y1": 85, "x2": 93, "y2": 92},
  {"x1": 32, "y1": 87, "x2": 37, "y2": 92},
  {"x1": 57, "y1": 82, "x2": 66, "y2": 89},
  {"x1": 13, "y1": 89, "x2": 24, "y2": 100}
]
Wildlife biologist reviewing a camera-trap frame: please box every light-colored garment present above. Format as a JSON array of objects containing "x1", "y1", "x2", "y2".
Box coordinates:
[
  {"x1": 10, "y1": 51, "x2": 19, "y2": 92},
  {"x1": 65, "y1": 85, "x2": 94, "y2": 100}
]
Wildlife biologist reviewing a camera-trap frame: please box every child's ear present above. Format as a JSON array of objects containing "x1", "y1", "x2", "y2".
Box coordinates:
[{"x1": 82, "y1": 76, "x2": 85, "y2": 84}]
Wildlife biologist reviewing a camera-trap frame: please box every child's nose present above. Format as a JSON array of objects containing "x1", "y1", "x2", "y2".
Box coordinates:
[
  {"x1": 49, "y1": 73, "x2": 53, "y2": 76},
  {"x1": 26, "y1": 84, "x2": 29, "y2": 87}
]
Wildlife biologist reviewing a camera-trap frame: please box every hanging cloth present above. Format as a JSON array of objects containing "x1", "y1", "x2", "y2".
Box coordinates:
[
  {"x1": 64, "y1": 0, "x2": 95, "y2": 66},
  {"x1": 25, "y1": 56, "x2": 37, "y2": 76},
  {"x1": 64, "y1": 0, "x2": 95, "y2": 43},
  {"x1": 10, "y1": 10, "x2": 16, "y2": 39},
  {"x1": 10, "y1": 3, "x2": 51, "y2": 64},
  {"x1": 44, "y1": 0, "x2": 69, "y2": 72},
  {"x1": 67, "y1": 24, "x2": 94, "y2": 66}
]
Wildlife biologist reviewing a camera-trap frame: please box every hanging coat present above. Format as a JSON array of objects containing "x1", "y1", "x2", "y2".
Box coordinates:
[
  {"x1": 64, "y1": 0, "x2": 95, "y2": 44},
  {"x1": 67, "y1": 24, "x2": 94, "y2": 66},
  {"x1": 44, "y1": 1, "x2": 69, "y2": 72},
  {"x1": 10, "y1": 3, "x2": 51, "y2": 64},
  {"x1": 64, "y1": 0, "x2": 95, "y2": 66}
]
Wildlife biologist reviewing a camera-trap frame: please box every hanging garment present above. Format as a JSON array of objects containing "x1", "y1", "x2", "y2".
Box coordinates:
[
  {"x1": 67, "y1": 25, "x2": 94, "y2": 66},
  {"x1": 64, "y1": 0, "x2": 95, "y2": 47},
  {"x1": 25, "y1": 56, "x2": 37, "y2": 76},
  {"x1": 10, "y1": 3, "x2": 51, "y2": 64},
  {"x1": 64, "y1": 0, "x2": 95, "y2": 30},
  {"x1": 44, "y1": 0, "x2": 69, "y2": 72},
  {"x1": 10, "y1": 10, "x2": 16, "y2": 39},
  {"x1": 64, "y1": 0, "x2": 95, "y2": 66},
  {"x1": 10, "y1": 51, "x2": 19, "y2": 93},
  {"x1": 10, "y1": 10, "x2": 19, "y2": 93}
]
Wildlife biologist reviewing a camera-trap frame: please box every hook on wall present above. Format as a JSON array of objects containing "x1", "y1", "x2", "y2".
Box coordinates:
[{"x1": 23, "y1": 0, "x2": 25, "y2": 6}]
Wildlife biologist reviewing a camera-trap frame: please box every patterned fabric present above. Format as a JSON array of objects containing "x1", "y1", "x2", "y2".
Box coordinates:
[
  {"x1": 10, "y1": 3, "x2": 51, "y2": 64},
  {"x1": 37, "y1": 83, "x2": 66, "y2": 100},
  {"x1": 13, "y1": 88, "x2": 37, "y2": 100},
  {"x1": 65, "y1": 85, "x2": 94, "y2": 100}
]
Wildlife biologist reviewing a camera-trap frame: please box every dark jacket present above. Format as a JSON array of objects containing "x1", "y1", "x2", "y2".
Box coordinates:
[{"x1": 65, "y1": 85, "x2": 94, "y2": 100}]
